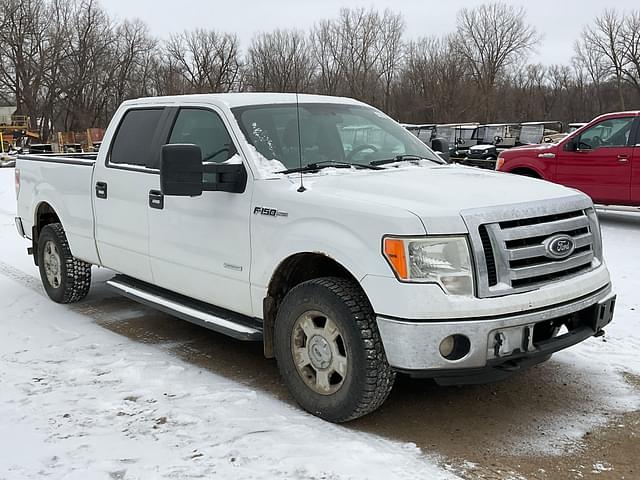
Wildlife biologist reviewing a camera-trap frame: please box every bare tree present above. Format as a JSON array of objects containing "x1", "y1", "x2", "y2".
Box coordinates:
[
  {"x1": 455, "y1": 2, "x2": 539, "y2": 121},
  {"x1": 309, "y1": 19, "x2": 345, "y2": 96},
  {"x1": 580, "y1": 10, "x2": 628, "y2": 109},
  {"x1": 165, "y1": 29, "x2": 241, "y2": 93},
  {"x1": 401, "y1": 36, "x2": 472, "y2": 122},
  {"x1": 574, "y1": 36, "x2": 609, "y2": 113},
  {"x1": 621, "y1": 11, "x2": 640, "y2": 98},
  {"x1": 0, "y1": 0, "x2": 49, "y2": 129},
  {"x1": 245, "y1": 30, "x2": 315, "y2": 92}
]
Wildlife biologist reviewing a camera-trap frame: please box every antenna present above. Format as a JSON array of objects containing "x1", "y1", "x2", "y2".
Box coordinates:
[{"x1": 295, "y1": 91, "x2": 306, "y2": 193}]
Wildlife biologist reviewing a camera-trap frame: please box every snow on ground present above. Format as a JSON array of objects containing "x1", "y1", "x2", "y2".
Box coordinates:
[
  {"x1": 0, "y1": 169, "x2": 455, "y2": 478},
  {"x1": 1, "y1": 165, "x2": 639, "y2": 478}
]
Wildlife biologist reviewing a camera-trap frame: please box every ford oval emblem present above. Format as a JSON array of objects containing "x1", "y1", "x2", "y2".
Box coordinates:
[{"x1": 544, "y1": 234, "x2": 575, "y2": 259}]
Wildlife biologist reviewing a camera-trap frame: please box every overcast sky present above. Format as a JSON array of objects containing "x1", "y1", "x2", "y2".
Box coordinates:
[{"x1": 101, "y1": 0, "x2": 638, "y2": 65}]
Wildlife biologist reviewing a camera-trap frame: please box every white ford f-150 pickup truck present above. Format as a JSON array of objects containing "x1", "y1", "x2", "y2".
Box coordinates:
[{"x1": 15, "y1": 93, "x2": 616, "y2": 422}]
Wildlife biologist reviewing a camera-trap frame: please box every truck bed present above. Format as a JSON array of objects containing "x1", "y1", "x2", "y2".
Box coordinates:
[{"x1": 16, "y1": 153, "x2": 101, "y2": 265}]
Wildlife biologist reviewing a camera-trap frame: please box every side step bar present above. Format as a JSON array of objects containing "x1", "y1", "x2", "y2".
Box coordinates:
[{"x1": 106, "y1": 275, "x2": 262, "y2": 341}]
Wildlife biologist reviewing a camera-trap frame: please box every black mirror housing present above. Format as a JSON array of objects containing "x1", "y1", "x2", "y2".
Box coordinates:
[
  {"x1": 160, "y1": 144, "x2": 204, "y2": 196},
  {"x1": 565, "y1": 138, "x2": 578, "y2": 152},
  {"x1": 431, "y1": 138, "x2": 450, "y2": 162}
]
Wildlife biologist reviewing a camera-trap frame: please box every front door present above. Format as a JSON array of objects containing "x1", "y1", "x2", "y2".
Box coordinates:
[
  {"x1": 147, "y1": 107, "x2": 253, "y2": 316},
  {"x1": 556, "y1": 116, "x2": 635, "y2": 205}
]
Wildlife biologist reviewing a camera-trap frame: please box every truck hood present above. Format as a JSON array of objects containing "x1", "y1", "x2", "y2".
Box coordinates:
[
  {"x1": 303, "y1": 165, "x2": 585, "y2": 234},
  {"x1": 501, "y1": 143, "x2": 557, "y2": 156}
]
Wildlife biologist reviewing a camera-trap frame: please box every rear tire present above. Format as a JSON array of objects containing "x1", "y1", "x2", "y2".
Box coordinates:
[
  {"x1": 38, "y1": 223, "x2": 91, "y2": 303},
  {"x1": 274, "y1": 277, "x2": 395, "y2": 422}
]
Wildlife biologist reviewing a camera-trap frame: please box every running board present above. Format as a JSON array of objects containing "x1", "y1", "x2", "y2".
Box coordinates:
[{"x1": 106, "y1": 275, "x2": 262, "y2": 341}]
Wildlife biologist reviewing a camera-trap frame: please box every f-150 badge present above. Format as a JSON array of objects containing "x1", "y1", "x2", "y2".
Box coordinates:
[{"x1": 253, "y1": 206, "x2": 288, "y2": 217}]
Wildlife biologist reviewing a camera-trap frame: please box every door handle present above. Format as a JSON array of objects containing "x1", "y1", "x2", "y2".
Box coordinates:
[
  {"x1": 149, "y1": 190, "x2": 164, "y2": 210},
  {"x1": 95, "y1": 182, "x2": 107, "y2": 199},
  {"x1": 617, "y1": 155, "x2": 629, "y2": 163}
]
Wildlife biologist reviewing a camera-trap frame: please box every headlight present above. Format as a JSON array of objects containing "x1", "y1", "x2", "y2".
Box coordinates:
[{"x1": 383, "y1": 236, "x2": 475, "y2": 296}]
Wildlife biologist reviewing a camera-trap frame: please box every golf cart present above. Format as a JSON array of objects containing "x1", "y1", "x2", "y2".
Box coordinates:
[
  {"x1": 436, "y1": 123, "x2": 480, "y2": 160},
  {"x1": 401, "y1": 123, "x2": 436, "y2": 145},
  {"x1": 461, "y1": 123, "x2": 521, "y2": 169},
  {"x1": 401, "y1": 123, "x2": 451, "y2": 161},
  {"x1": 567, "y1": 122, "x2": 587, "y2": 134},
  {"x1": 517, "y1": 121, "x2": 563, "y2": 145}
]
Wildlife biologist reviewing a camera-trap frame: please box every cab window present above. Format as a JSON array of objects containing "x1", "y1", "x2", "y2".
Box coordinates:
[
  {"x1": 168, "y1": 109, "x2": 237, "y2": 163},
  {"x1": 578, "y1": 117, "x2": 634, "y2": 149}
]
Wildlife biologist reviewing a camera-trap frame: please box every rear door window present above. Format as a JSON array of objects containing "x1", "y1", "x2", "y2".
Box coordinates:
[{"x1": 110, "y1": 108, "x2": 164, "y2": 167}]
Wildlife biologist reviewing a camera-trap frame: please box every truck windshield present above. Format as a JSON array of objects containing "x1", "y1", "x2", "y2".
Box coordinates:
[{"x1": 232, "y1": 103, "x2": 442, "y2": 171}]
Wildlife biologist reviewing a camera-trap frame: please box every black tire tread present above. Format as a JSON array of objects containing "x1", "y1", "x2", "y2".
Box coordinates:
[
  {"x1": 40, "y1": 223, "x2": 91, "y2": 303},
  {"x1": 283, "y1": 277, "x2": 395, "y2": 422}
]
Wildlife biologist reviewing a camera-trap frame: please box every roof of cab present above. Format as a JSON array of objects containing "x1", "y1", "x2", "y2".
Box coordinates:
[{"x1": 121, "y1": 92, "x2": 367, "y2": 109}]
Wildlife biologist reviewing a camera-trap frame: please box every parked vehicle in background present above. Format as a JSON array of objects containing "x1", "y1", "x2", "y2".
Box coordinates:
[
  {"x1": 434, "y1": 123, "x2": 479, "y2": 160},
  {"x1": 401, "y1": 123, "x2": 436, "y2": 145},
  {"x1": 497, "y1": 111, "x2": 640, "y2": 206},
  {"x1": 568, "y1": 122, "x2": 587, "y2": 134},
  {"x1": 518, "y1": 121, "x2": 563, "y2": 145},
  {"x1": 401, "y1": 123, "x2": 450, "y2": 161},
  {"x1": 461, "y1": 123, "x2": 521, "y2": 169},
  {"x1": 16, "y1": 93, "x2": 617, "y2": 422}
]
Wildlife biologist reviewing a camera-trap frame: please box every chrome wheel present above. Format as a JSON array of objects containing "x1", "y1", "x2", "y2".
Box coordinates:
[
  {"x1": 43, "y1": 240, "x2": 62, "y2": 288},
  {"x1": 291, "y1": 310, "x2": 348, "y2": 395}
]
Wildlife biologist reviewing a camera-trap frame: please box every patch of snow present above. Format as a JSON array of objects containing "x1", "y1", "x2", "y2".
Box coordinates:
[
  {"x1": 244, "y1": 144, "x2": 286, "y2": 179},
  {"x1": 221, "y1": 153, "x2": 242, "y2": 165},
  {"x1": 0, "y1": 168, "x2": 457, "y2": 478},
  {"x1": 591, "y1": 462, "x2": 613, "y2": 473}
]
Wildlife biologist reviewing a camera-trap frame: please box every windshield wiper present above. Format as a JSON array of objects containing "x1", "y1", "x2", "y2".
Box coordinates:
[
  {"x1": 370, "y1": 154, "x2": 445, "y2": 166},
  {"x1": 278, "y1": 160, "x2": 382, "y2": 174}
]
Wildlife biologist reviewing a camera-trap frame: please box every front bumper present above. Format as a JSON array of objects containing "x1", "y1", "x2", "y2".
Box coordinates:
[{"x1": 377, "y1": 284, "x2": 615, "y2": 379}]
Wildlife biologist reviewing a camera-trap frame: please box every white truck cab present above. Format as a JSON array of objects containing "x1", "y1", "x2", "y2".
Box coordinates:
[{"x1": 15, "y1": 93, "x2": 616, "y2": 422}]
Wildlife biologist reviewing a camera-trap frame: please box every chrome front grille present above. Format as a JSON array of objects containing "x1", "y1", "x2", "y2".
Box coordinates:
[{"x1": 462, "y1": 197, "x2": 602, "y2": 298}]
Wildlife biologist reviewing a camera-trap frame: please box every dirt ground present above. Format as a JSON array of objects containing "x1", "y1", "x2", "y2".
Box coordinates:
[{"x1": 51, "y1": 283, "x2": 635, "y2": 480}]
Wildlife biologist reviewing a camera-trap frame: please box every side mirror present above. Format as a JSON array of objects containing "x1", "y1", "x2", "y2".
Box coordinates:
[
  {"x1": 431, "y1": 138, "x2": 450, "y2": 162},
  {"x1": 564, "y1": 138, "x2": 578, "y2": 152},
  {"x1": 202, "y1": 162, "x2": 247, "y2": 193},
  {"x1": 160, "y1": 144, "x2": 204, "y2": 196}
]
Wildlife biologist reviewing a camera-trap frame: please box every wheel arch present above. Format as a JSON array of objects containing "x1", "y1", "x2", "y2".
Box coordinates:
[
  {"x1": 262, "y1": 252, "x2": 364, "y2": 358},
  {"x1": 31, "y1": 201, "x2": 62, "y2": 265},
  {"x1": 509, "y1": 166, "x2": 542, "y2": 178}
]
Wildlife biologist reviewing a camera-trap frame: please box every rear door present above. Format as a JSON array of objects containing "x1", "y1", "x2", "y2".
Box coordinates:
[
  {"x1": 555, "y1": 116, "x2": 635, "y2": 205},
  {"x1": 93, "y1": 107, "x2": 170, "y2": 282}
]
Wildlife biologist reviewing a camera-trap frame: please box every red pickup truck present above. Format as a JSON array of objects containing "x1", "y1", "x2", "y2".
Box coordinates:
[{"x1": 496, "y1": 111, "x2": 640, "y2": 206}]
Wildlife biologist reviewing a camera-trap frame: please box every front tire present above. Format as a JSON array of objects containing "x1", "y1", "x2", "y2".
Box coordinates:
[
  {"x1": 38, "y1": 223, "x2": 92, "y2": 303},
  {"x1": 274, "y1": 277, "x2": 395, "y2": 422}
]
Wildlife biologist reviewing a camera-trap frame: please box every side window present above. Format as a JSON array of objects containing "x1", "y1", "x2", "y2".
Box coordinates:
[
  {"x1": 579, "y1": 117, "x2": 634, "y2": 149},
  {"x1": 168, "y1": 109, "x2": 236, "y2": 163},
  {"x1": 110, "y1": 108, "x2": 164, "y2": 167}
]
